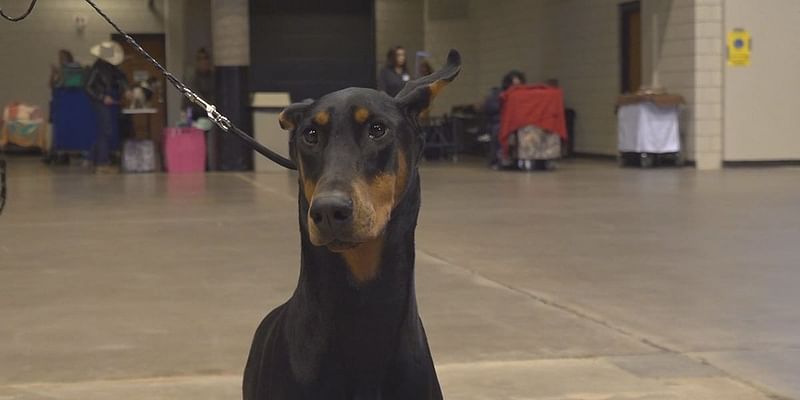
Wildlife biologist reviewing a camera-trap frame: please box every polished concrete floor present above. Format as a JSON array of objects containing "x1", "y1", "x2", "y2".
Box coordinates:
[{"x1": 1, "y1": 156, "x2": 799, "y2": 399}]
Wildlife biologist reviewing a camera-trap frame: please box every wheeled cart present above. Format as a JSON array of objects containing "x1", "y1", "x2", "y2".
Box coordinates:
[{"x1": 617, "y1": 94, "x2": 683, "y2": 168}]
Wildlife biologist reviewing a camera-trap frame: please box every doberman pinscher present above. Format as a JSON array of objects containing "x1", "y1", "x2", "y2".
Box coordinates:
[{"x1": 243, "y1": 50, "x2": 461, "y2": 400}]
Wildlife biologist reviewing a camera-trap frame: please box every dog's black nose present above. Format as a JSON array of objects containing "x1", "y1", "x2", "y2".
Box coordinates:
[{"x1": 310, "y1": 192, "x2": 354, "y2": 235}]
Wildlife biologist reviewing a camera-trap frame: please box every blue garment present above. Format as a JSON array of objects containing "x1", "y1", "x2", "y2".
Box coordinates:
[{"x1": 52, "y1": 88, "x2": 98, "y2": 152}]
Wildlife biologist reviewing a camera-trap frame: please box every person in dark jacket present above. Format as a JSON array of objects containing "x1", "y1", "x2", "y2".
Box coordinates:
[
  {"x1": 85, "y1": 41, "x2": 128, "y2": 173},
  {"x1": 377, "y1": 46, "x2": 410, "y2": 97}
]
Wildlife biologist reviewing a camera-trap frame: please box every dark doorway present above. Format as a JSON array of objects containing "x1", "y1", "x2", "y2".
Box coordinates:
[
  {"x1": 111, "y1": 33, "x2": 167, "y2": 142},
  {"x1": 620, "y1": 1, "x2": 642, "y2": 94},
  {"x1": 249, "y1": 0, "x2": 375, "y2": 101}
]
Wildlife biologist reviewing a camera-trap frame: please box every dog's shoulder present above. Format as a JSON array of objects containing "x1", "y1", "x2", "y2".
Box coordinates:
[{"x1": 243, "y1": 303, "x2": 289, "y2": 400}]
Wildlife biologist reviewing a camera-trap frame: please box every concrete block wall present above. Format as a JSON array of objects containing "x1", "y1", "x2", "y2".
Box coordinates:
[
  {"x1": 541, "y1": 0, "x2": 624, "y2": 155},
  {"x1": 642, "y1": 0, "x2": 724, "y2": 169},
  {"x1": 423, "y1": 0, "x2": 546, "y2": 115},
  {"x1": 472, "y1": 0, "x2": 545, "y2": 94},
  {"x1": 0, "y1": 0, "x2": 165, "y2": 117},
  {"x1": 210, "y1": 0, "x2": 250, "y2": 67},
  {"x1": 375, "y1": 0, "x2": 425, "y2": 85},
  {"x1": 423, "y1": 0, "x2": 481, "y2": 114},
  {"x1": 691, "y1": 0, "x2": 723, "y2": 169}
]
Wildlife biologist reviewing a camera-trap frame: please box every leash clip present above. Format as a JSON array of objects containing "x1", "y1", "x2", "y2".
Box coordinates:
[{"x1": 183, "y1": 90, "x2": 231, "y2": 133}]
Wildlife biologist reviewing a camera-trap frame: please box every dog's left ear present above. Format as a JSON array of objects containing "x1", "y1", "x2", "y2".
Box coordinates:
[
  {"x1": 278, "y1": 99, "x2": 315, "y2": 131},
  {"x1": 395, "y1": 49, "x2": 461, "y2": 115}
]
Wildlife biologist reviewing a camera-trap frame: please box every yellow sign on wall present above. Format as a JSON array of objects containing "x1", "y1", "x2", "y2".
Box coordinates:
[{"x1": 727, "y1": 29, "x2": 751, "y2": 67}]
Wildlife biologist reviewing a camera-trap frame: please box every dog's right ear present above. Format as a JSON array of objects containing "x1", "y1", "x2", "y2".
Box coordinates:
[
  {"x1": 395, "y1": 49, "x2": 461, "y2": 116},
  {"x1": 278, "y1": 99, "x2": 314, "y2": 131}
]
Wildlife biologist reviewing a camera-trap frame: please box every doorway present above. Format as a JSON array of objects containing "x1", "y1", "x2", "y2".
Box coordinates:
[
  {"x1": 111, "y1": 33, "x2": 167, "y2": 143},
  {"x1": 620, "y1": 1, "x2": 642, "y2": 93}
]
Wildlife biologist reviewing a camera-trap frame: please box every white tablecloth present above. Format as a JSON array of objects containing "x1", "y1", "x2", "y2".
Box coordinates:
[{"x1": 617, "y1": 103, "x2": 680, "y2": 153}]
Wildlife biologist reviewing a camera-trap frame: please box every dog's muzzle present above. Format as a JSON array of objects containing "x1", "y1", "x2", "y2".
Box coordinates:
[{"x1": 309, "y1": 191, "x2": 355, "y2": 248}]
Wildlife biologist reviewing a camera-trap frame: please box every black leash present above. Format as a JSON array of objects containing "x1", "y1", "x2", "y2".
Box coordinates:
[
  {"x1": 0, "y1": 0, "x2": 36, "y2": 21},
  {"x1": 1, "y1": 0, "x2": 297, "y2": 171}
]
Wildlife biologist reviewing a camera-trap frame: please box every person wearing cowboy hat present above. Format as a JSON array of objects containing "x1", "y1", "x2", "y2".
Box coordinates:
[{"x1": 85, "y1": 41, "x2": 128, "y2": 173}]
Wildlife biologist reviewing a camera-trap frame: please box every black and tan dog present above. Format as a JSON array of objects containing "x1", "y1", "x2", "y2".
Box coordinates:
[{"x1": 243, "y1": 50, "x2": 461, "y2": 400}]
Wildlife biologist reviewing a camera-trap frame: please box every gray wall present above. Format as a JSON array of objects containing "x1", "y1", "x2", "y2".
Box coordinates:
[
  {"x1": 422, "y1": 0, "x2": 545, "y2": 116},
  {"x1": 0, "y1": 0, "x2": 165, "y2": 118},
  {"x1": 375, "y1": 0, "x2": 425, "y2": 83},
  {"x1": 723, "y1": 0, "x2": 800, "y2": 161}
]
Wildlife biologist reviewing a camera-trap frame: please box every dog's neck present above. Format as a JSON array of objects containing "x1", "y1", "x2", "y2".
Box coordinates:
[{"x1": 286, "y1": 171, "x2": 422, "y2": 383}]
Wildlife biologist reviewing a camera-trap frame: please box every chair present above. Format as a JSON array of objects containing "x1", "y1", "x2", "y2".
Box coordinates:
[{"x1": 422, "y1": 116, "x2": 458, "y2": 161}]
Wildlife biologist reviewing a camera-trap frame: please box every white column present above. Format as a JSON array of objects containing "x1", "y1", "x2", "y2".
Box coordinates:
[{"x1": 210, "y1": 0, "x2": 250, "y2": 67}]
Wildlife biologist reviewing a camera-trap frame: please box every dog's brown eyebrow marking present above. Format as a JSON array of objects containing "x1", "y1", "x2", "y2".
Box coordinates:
[
  {"x1": 354, "y1": 107, "x2": 370, "y2": 124},
  {"x1": 313, "y1": 111, "x2": 330, "y2": 126}
]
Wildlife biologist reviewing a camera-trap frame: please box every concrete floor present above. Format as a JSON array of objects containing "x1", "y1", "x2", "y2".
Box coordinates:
[{"x1": 1, "y1": 157, "x2": 799, "y2": 399}]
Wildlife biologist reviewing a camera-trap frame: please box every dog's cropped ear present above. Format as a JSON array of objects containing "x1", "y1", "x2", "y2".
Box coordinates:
[
  {"x1": 278, "y1": 99, "x2": 315, "y2": 131},
  {"x1": 396, "y1": 49, "x2": 461, "y2": 115}
]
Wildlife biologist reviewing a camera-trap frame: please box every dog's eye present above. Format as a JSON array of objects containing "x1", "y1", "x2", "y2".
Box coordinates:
[
  {"x1": 302, "y1": 128, "x2": 319, "y2": 145},
  {"x1": 368, "y1": 122, "x2": 387, "y2": 139}
]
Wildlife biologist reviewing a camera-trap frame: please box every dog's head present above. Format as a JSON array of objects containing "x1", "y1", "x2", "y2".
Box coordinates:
[{"x1": 279, "y1": 50, "x2": 461, "y2": 252}]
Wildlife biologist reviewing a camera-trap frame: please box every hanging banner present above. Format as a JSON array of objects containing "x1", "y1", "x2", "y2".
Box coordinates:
[{"x1": 727, "y1": 29, "x2": 751, "y2": 67}]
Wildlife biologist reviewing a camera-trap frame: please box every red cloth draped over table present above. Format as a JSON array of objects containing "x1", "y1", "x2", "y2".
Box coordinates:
[{"x1": 499, "y1": 85, "x2": 567, "y2": 157}]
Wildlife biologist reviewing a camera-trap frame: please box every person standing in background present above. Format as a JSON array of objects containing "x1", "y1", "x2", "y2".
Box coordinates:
[
  {"x1": 417, "y1": 60, "x2": 434, "y2": 78},
  {"x1": 183, "y1": 48, "x2": 215, "y2": 123},
  {"x1": 85, "y1": 41, "x2": 128, "y2": 173},
  {"x1": 49, "y1": 50, "x2": 83, "y2": 89},
  {"x1": 378, "y1": 46, "x2": 410, "y2": 97}
]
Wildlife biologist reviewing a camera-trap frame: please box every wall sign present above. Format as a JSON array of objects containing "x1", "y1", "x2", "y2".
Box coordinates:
[{"x1": 727, "y1": 29, "x2": 751, "y2": 67}]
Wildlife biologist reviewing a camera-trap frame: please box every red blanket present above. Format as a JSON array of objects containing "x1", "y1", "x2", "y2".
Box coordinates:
[{"x1": 499, "y1": 85, "x2": 567, "y2": 156}]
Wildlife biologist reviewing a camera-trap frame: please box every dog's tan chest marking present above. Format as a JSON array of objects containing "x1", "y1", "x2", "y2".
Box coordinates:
[{"x1": 342, "y1": 236, "x2": 385, "y2": 284}]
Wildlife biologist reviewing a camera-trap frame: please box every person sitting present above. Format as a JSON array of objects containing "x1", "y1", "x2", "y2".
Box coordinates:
[{"x1": 481, "y1": 70, "x2": 527, "y2": 168}]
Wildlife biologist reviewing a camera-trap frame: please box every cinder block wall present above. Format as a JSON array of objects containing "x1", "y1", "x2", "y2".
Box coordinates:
[
  {"x1": 472, "y1": 0, "x2": 545, "y2": 100},
  {"x1": 422, "y1": 0, "x2": 480, "y2": 114},
  {"x1": 423, "y1": 0, "x2": 545, "y2": 115},
  {"x1": 541, "y1": 0, "x2": 623, "y2": 155},
  {"x1": 643, "y1": 0, "x2": 723, "y2": 168},
  {"x1": 692, "y1": 0, "x2": 723, "y2": 168},
  {"x1": 375, "y1": 0, "x2": 425, "y2": 88}
]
